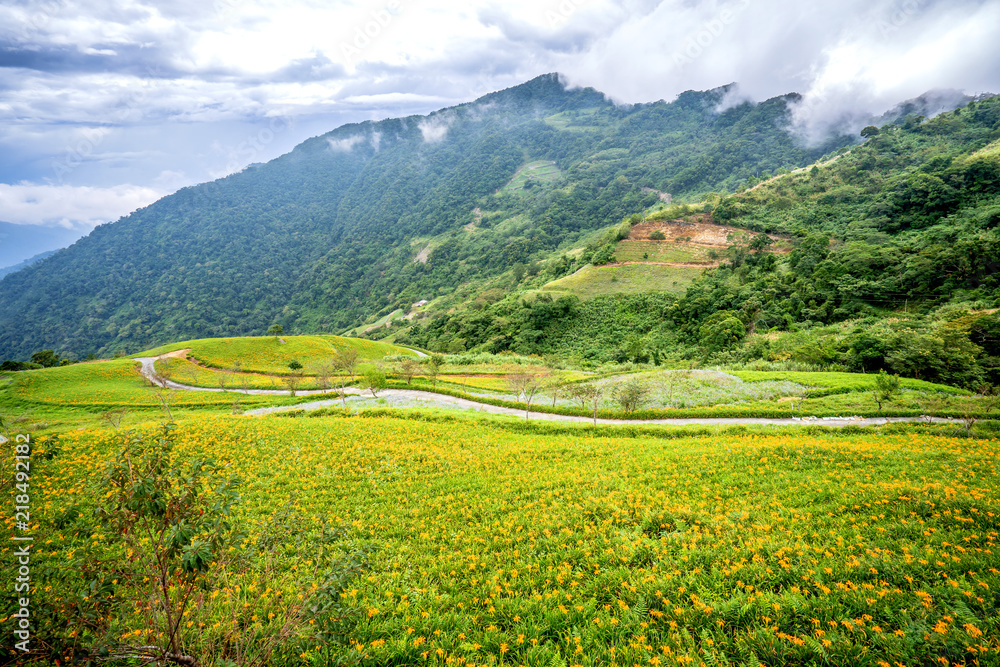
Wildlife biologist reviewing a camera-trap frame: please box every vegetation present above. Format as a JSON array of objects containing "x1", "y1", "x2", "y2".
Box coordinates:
[
  {"x1": 3, "y1": 73, "x2": 1000, "y2": 667},
  {"x1": 6, "y1": 414, "x2": 999, "y2": 665},
  {"x1": 0, "y1": 75, "x2": 854, "y2": 361}
]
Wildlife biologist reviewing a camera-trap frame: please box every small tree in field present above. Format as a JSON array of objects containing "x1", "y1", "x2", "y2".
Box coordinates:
[
  {"x1": 872, "y1": 369, "x2": 901, "y2": 411},
  {"x1": 507, "y1": 372, "x2": 544, "y2": 419},
  {"x1": 334, "y1": 349, "x2": 359, "y2": 381},
  {"x1": 614, "y1": 379, "x2": 649, "y2": 414},
  {"x1": 332, "y1": 349, "x2": 360, "y2": 407},
  {"x1": 313, "y1": 360, "x2": 335, "y2": 390},
  {"x1": 543, "y1": 371, "x2": 566, "y2": 407},
  {"x1": 363, "y1": 367, "x2": 388, "y2": 397},
  {"x1": 576, "y1": 383, "x2": 608, "y2": 425},
  {"x1": 425, "y1": 354, "x2": 445, "y2": 389},
  {"x1": 94, "y1": 424, "x2": 242, "y2": 666},
  {"x1": 397, "y1": 358, "x2": 419, "y2": 385}
]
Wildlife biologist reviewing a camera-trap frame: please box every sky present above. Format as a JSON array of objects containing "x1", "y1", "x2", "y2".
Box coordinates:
[{"x1": 1, "y1": 0, "x2": 999, "y2": 263}]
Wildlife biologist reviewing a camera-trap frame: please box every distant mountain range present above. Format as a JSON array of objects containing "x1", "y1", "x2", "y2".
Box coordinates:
[
  {"x1": 0, "y1": 221, "x2": 82, "y2": 270},
  {"x1": 0, "y1": 73, "x2": 989, "y2": 360},
  {"x1": 0, "y1": 249, "x2": 59, "y2": 279}
]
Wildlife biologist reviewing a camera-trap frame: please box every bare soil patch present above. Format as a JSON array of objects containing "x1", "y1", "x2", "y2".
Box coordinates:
[{"x1": 630, "y1": 215, "x2": 789, "y2": 252}]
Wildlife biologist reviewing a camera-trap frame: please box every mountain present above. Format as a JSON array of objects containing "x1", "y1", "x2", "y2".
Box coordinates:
[
  {"x1": 392, "y1": 95, "x2": 1000, "y2": 388},
  {"x1": 0, "y1": 74, "x2": 880, "y2": 360},
  {"x1": 0, "y1": 221, "x2": 82, "y2": 268},
  {"x1": 0, "y1": 249, "x2": 59, "y2": 279}
]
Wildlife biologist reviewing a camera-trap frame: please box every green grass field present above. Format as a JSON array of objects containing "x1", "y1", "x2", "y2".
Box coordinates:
[
  {"x1": 348, "y1": 309, "x2": 407, "y2": 337},
  {"x1": 12, "y1": 415, "x2": 999, "y2": 666},
  {"x1": 731, "y1": 370, "x2": 971, "y2": 397},
  {"x1": 503, "y1": 160, "x2": 562, "y2": 191},
  {"x1": 542, "y1": 107, "x2": 604, "y2": 131},
  {"x1": 138, "y1": 335, "x2": 415, "y2": 374},
  {"x1": 614, "y1": 241, "x2": 713, "y2": 264},
  {"x1": 541, "y1": 264, "x2": 704, "y2": 300}
]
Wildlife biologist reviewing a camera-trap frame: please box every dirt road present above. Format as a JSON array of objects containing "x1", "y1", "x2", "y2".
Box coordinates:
[{"x1": 134, "y1": 353, "x2": 958, "y2": 428}]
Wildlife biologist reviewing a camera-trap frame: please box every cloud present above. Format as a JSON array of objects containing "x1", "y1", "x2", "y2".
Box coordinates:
[
  {"x1": 418, "y1": 112, "x2": 456, "y2": 143},
  {"x1": 557, "y1": 0, "x2": 1000, "y2": 138},
  {"x1": 1, "y1": 0, "x2": 998, "y2": 199},
  {"x1": 0, "y1": 181, "x2": 164, "y2": 228},
  {"x1": 327, "y1": 135, "x2": 365, "y2": 152}
]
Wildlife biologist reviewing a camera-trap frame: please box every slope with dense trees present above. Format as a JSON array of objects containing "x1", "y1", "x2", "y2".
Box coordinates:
[
  {"x1": 398, "y1": 96, "x2": 1000, "y2": 388},
  {"x1": 0, "y1": 74, "x2": 852, "y2": 360}
]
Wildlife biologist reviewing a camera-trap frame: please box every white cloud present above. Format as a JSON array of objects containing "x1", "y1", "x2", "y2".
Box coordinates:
[
  {"x1": 557, "y1": 0, "x2": 1000, "y2": 138},
  {"x1": 0, "y1": 182, "x2": 164, "y2": 229},
  {"x1": 418, "y1": 113, "x2": 454, "y2": 143},
  {"x1": 327, "y1": 135, "x2": 365, "y2": 152},
  {"x1": 2, "y1": 0, "x2": 999, "y2": 196}
]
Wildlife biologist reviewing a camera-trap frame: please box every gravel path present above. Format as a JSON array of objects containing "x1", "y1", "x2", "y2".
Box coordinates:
[{"x1": 135, "y1": 354, "x2": 960, "y2": 428}]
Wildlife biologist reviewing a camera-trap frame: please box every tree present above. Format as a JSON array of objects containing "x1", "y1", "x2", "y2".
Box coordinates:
[
  {"x1": 699, "y1": 310, "x2": 747, "y2": 355},
  {"x1": 860, "y1": 125, "x2": 880, "y2": 139},
  {"x1": 425, "y1": 354, "x2": 445, "y2": 389},
  {"x1": 614, "y1": 379, "x2": 649, "y2": 413},
  {"x1": 872, "y1": 369, "x2": 901, "y2": 411},
  {"x1": 397, "y1": 358, "x2": 419, "y2": 385},
  {"x1": 30, "y1": 349, "x2": 61, "y2": 367},
  {"x1": 648, "y1": 230, "x2": 666, "y2": 241},
  {"x1": 507, "y1": 372, "x2": 544, "y2": 419},
  {"x1": 267, "y1": 324, "x2": 284, "y2": 337},
  {"x1": 93, "y1": 424, "x2": 242, "y2": 667},
  {"x1": 148, "y1": 385, "x2": 176, "y2": 421},
  {"x1": 332, "y1": 348, "x2": 360, "y2": 407},
  {"x1": 333, "y1": 349, "x2": 359, "y2": 380},
  {"x1": 282, "y1": 374, "x2": 301, "y2": 396},
  {"x1": 313, "y1": 360, "x2": 335, "y2": 390},
  {"x1": 288, "y1": 360, "x2": 303, "y2": 371},
  {"x1": 577, "y1": 383, "x2": 607, "y2": 425},
  {"x1": 543, "y1": 372, "x2": 566, "y2": 407},
  {"x1": 362, "y1": 367, "x2": 387, "y2": 397}
]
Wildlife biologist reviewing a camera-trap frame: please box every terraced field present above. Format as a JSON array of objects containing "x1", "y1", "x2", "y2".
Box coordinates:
[{"x1": 541, "y1": 264, "x2": 704, "y2": 299}]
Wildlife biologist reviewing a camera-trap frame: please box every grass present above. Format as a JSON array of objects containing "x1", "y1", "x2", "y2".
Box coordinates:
[
  {"x1": 0, "y1": 360, "x2": 306, "y2": 436},
  {"x1": 614, "y1": 240, "x2": 713, "y2": 264},
  {"x1": 541, "y1": 264, "x2": 704, "y2": 300},
  {"x1": 138, "y1": 335, "x2": 415, "y2": 374},
  {"x1": 2, "y1": 360, "x2": 297, "y2": 409},
  {"x1": 542, "y1": 107, "x2": 604, "y2": 131},
  {"x1": 731, "y1": 370, "x2": 971, "y2": 397},
  {"x1": 14, "y1": 415, "x2": 1000, "y2": 666},
  {"x1": 349, "y1": 308, "x2": 407, "y2": 337},
  {"x1": 503, "y1": 160, "x2": 562, "y2": 191}
]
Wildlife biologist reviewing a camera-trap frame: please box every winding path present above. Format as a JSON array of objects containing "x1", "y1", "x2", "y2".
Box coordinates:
[{"x1": 134, "y1": 353, "x2": 960, "y2": 428}]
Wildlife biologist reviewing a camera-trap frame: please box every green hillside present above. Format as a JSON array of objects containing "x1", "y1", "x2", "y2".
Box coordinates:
[
  {"x1": 0, "y1": 75, "x2": 852, "y2": 361},
  {"x1": 396, "y1": 96, "x2": 1000, "y2": 388},
  {"x1": 540, "y1": 263, "x2": 702, "y2": 299}
]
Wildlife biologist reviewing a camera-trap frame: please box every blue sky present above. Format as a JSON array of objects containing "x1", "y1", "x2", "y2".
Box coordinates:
[{"x1": 1, "y1": 0, "x2": 999, "y2": 261}]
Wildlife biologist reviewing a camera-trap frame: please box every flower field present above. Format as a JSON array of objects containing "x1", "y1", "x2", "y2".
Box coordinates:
[
  {"x1": 5, "y1": 359, "x2": 297, "y2": 409},
  {"x1": 138, "y1": 335, "x2": 416, "y2": 374},
  {"x1": 8, "y1": 415, "x2": 999, "y2": 666}
]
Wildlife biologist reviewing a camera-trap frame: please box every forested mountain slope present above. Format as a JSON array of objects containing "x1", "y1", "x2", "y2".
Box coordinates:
[
  {"x1": 397, "y1": 96, "x2": 1000, "y2": 388},
  {"x1": 0, "y1": 74, "x2": 856, "y2": 359}
]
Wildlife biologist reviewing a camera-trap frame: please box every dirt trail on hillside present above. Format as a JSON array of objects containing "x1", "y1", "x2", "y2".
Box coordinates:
[{"x1": 133, "y1": 352, "x2": 960, "y2": 428}]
